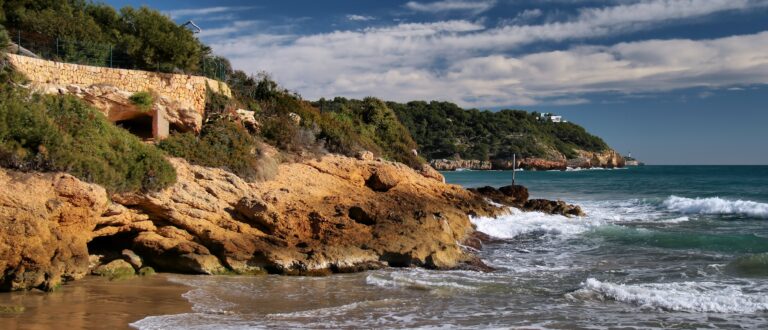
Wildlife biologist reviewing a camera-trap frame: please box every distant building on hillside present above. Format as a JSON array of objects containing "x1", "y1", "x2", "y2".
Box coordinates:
[
  {"x1": 539, "y1": 113, "x2": 565, "y2": 123},
  {"x1": 624, "y1": 152, "x2": 645, "y2": 166}
]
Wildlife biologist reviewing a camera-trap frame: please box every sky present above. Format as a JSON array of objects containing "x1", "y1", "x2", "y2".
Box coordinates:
[{"x1": 104, "y1": 0, "x2": 768, "y2": 165}]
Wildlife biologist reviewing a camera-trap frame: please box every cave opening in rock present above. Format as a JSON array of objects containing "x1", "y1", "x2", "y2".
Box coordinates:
[
  {"x1": 169, "y1": 122, "x2": 187, "y2": 134},
  {"x1": 116, "y1": 115, "x2": 154, "y2": 140},
  {"x1": 87, "y1": 232, "x2": 137, "y2": 257}
]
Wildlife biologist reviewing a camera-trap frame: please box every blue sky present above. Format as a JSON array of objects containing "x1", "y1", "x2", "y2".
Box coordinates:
[{"x1": 104, "y1": 0, "x2": 768, "y2": 164}]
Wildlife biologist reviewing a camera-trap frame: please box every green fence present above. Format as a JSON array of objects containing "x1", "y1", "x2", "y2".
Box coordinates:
[{"x1": 8, "y1": 28, "x2": 228, "y2": 81}]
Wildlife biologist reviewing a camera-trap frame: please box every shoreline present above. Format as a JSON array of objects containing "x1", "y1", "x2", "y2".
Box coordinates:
[{"x1": 0, "y1": 275, "x2": 191, "y2": 330}]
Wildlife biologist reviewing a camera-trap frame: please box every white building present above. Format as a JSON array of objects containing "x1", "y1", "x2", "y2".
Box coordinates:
[{"x1": 540, "y1": 113, "x2": 564, "y2": 123}]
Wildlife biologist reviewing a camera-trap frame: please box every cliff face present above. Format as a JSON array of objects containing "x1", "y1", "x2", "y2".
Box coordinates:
[
  {"x1": 0, "y1": 171, "x2": 108, "y2": 291},
  {"x1": 567, "y1": 150, "x2": 625, "y2": 169},
  {"x1": 429, "y1": 149, "x2": 625, "y2": 171},
  {"x1": 430, "y1": 159, "x2": 492, "y2": 171},
  {"x1": 0, "y1": 156, "x2": 503, "y2": 291}
]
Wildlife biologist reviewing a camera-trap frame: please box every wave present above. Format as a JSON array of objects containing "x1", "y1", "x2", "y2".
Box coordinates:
[
  {"x1": 663, "y1": 196, "x2": 768, "y2": 218},
  {"x1": 470, "y1": 208, "x2": 601, "y2": 240},
  {"x1": 589, "y1": 225, "x2": 768, "y2": 253},
  {"x1": 570, "y1": 278, "x2": 768, "y2": 313},
  {"x1": 726, "y1": 253, "x2": 768, "y2": 277},
  {"x1": 365, "y1": 269, "x2": 497, "y2": 291}
]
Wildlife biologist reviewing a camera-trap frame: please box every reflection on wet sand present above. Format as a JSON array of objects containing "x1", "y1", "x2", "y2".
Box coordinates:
[{"x1": 0, "y1": 275, "x2": 189, "y2": 330}]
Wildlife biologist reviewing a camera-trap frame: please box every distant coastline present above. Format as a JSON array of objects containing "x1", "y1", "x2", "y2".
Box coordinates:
[{"x1": 430, "y1": 149, "x2": 628, "y2": 171}]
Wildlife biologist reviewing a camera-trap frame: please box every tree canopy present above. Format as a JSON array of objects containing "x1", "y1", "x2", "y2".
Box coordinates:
[
  {"x1": 389, "y1": 101, "x2": 609, "y2": 161},
  {"x1": 0, "y1": 0, "x2": 204, "y2": 72}
]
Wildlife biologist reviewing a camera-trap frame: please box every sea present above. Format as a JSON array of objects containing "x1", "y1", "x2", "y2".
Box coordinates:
[{"x1": 132, "y1": 166, "x2": 768, "y2": 329}]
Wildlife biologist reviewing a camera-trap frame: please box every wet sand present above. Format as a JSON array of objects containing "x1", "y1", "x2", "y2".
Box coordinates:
[{"x1": 0, "y1": 274, "x2": 190, "y2": 330}]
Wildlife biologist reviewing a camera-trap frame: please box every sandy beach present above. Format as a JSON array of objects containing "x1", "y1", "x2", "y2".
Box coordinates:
[{"x1": 0, "y1": 275, "x2": 190, "y2": 330}]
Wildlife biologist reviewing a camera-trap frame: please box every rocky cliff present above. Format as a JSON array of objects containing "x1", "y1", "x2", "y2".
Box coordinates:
[
  {"x1": 429, "y1": 159, "x2": 492, "y2": 171},
  {"x1": 0, "y1": 155, "x2": 504, "y2": 291},
  {"x1": 430, "y1": 149, "x2": 625, "y2": 171}
]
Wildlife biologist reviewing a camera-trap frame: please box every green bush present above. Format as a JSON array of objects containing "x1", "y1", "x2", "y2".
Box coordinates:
[
  {"x1": 1, "y1": 2, "x2": 204, "y2": 72},
  {"x1": 0, "y1": 25, "x2": 8, "y2": 51},
  {"x1": 0, "y1": 87, "x2": 176, "y2": 192},
  {"x1": 159, "y1": 118, "x2": 277, "y2": 182},
  {"x1": 129, "y1": 91, "x2": 153, "y2": 112}
]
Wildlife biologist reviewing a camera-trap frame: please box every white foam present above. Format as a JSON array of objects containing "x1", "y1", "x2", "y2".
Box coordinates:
[
  {"x1": 470, "y1": 208, "x2": 600, "y2": 239},
  {"x1": 572, "y1": 278, "x2": 768, "y2": 313},
  {"x1": 366, "y1": 270, "x2": 478, "y2": 291},
  {"x1": 265, "y1": 299, "x2": 404, "y2": 319},
  {"x1": 579, "y1": 199, "x2": 662, "y2": 223},
  {"x1": 665, "y1": 216, "x2": 690, "y2": 223},
  {"x1": 663, "y1": 196, "x2": 768, "y2": 218}
]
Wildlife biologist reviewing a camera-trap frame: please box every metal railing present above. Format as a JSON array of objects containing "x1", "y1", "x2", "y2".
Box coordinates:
[{"x1": 7, "y1": 28, "x2": 228, "y2": 81}]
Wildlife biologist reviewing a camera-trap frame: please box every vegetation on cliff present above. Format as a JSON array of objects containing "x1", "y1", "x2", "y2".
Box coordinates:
[
  {"x1": 225, "y1": 73, "x2": 424, "y2": 167},
  {"x1": 0, "y1": 1, "x2": 204, "y2": 72},
  {"x1": 0, "y1": 1, "x2": 615, "y2": 176},
  {"x1": 158, "y1": 90, "x2": 279, "y2": 183},
  {"x1": 0, "y1": 86, "x2": 176, "y2": 192},
  {"x1": 389, "y1": 101, "x2": 609, "y2": 161}
]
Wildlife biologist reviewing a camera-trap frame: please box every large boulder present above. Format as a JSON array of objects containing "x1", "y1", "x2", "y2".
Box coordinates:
[
  {"x1": 0, "y1": 172, "x2": 108, "y2": 291},
  {"x1": 92, "y1": 259, "x2": 136, "y2": 279}
]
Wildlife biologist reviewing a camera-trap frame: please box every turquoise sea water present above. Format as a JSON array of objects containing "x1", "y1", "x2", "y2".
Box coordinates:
[{"x1": 134, "y1": 166, "x2": 768, "y2": 329}]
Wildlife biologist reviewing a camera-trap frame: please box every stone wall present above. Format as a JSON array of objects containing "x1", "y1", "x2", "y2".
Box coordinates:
[{"x1": 6, "y1": 53, "x2": 231, "y2": 117}]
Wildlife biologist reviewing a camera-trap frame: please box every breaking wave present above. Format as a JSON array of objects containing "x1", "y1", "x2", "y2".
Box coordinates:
[
  {"x1": 663, "y1": 196, "x2": 768, "y2": 218},
  {"x1": 570, "y1": 278, "x2": 768, "y2": 313},
  {"x1": 470, "y1": 208, "x2": 600, "y2": 240}
]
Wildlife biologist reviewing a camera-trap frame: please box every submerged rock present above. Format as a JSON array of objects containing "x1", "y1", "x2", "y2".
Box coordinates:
[{"x1": 92, "y1": 260, "x2": 136, "y2": 279}]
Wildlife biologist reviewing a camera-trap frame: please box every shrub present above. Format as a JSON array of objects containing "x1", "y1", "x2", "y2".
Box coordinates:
[
  {"x1": 0, "y1": 87, "x2": 176, "y2": 192},
  {"x1": 159, "y1": 118, "x2": 277, "y2": 182},
  {"x1": 129, "y1": 91, "x2": 153, "y2": 112},
  {"x1": 0, "y1": 26, "x2": 8, "y2": 51}
]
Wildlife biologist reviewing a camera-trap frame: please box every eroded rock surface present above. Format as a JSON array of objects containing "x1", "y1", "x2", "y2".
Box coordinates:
[
  {"x1": 0, "y1": 171, "x2": 107, "y2": 291},
  {"x1": 0, "y1": 155, "x2": 504, "y2": 290}
]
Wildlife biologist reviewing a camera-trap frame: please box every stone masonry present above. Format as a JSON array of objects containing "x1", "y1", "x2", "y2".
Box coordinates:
[{"x1": 6, "y1": 53, "x2": 232, "y2": 139}]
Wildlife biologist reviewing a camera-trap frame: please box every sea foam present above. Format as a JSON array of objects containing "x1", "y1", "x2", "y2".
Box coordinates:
[
  {"x1": 663, "y1": 196, "x2": 768, "y2": 218},
  {"x1": 571, "y1": 278, "x2": 768, "y2": 313},
  {"x1": 470, "y1": 208, "x2": 600, "y2": 240}
]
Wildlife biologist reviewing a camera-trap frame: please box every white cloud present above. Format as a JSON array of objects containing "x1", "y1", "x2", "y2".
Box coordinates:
[
  {"x1": 167, "y1": 6, "x2": 257, "y2": 19},
  {"x1": 347, "y1": 14, "x2": 375, "y2": 21},
  {"x1": 405, "y1": 0, "x2": 497, "y2": 14},
  {"x1": 206, "y1": 0, "x2": 768, "y2": 108},
  {"x1": 198, "y1": 21, "x2": 260, "y2": 38}
]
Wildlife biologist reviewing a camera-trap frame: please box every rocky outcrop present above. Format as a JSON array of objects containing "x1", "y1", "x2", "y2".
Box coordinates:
[
  {"x1": 431, "y1": 148, "x2": 625, "y2": 171},
  {"x1": 0, "y1": 171, "x2": 108, "y2": 291},
  {"x1": 517, "y1": 157, "x2": 567, "y2": 171},
  {"x1": 469, "y1": 185, "x2": 584, "y2": 217},
  {"x1": 429, "y1": 159, "x2": 492, "y2": 171},
  {"x1": 567, "y1": 150, "x2": 625, "y2": 169},
  {"x1": 0, "y1": 155, "x2": 504, "y2": 290}
]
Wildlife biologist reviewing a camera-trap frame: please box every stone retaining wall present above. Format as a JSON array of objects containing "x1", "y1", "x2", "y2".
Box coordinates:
[{"x1": 6, "y1": 53, "x2": 231, "y2": 116}]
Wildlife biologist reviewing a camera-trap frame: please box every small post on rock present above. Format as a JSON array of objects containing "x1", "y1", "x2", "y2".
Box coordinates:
[{"x1": 512, "y1": 154, "x2": 516, "y2": 186}]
